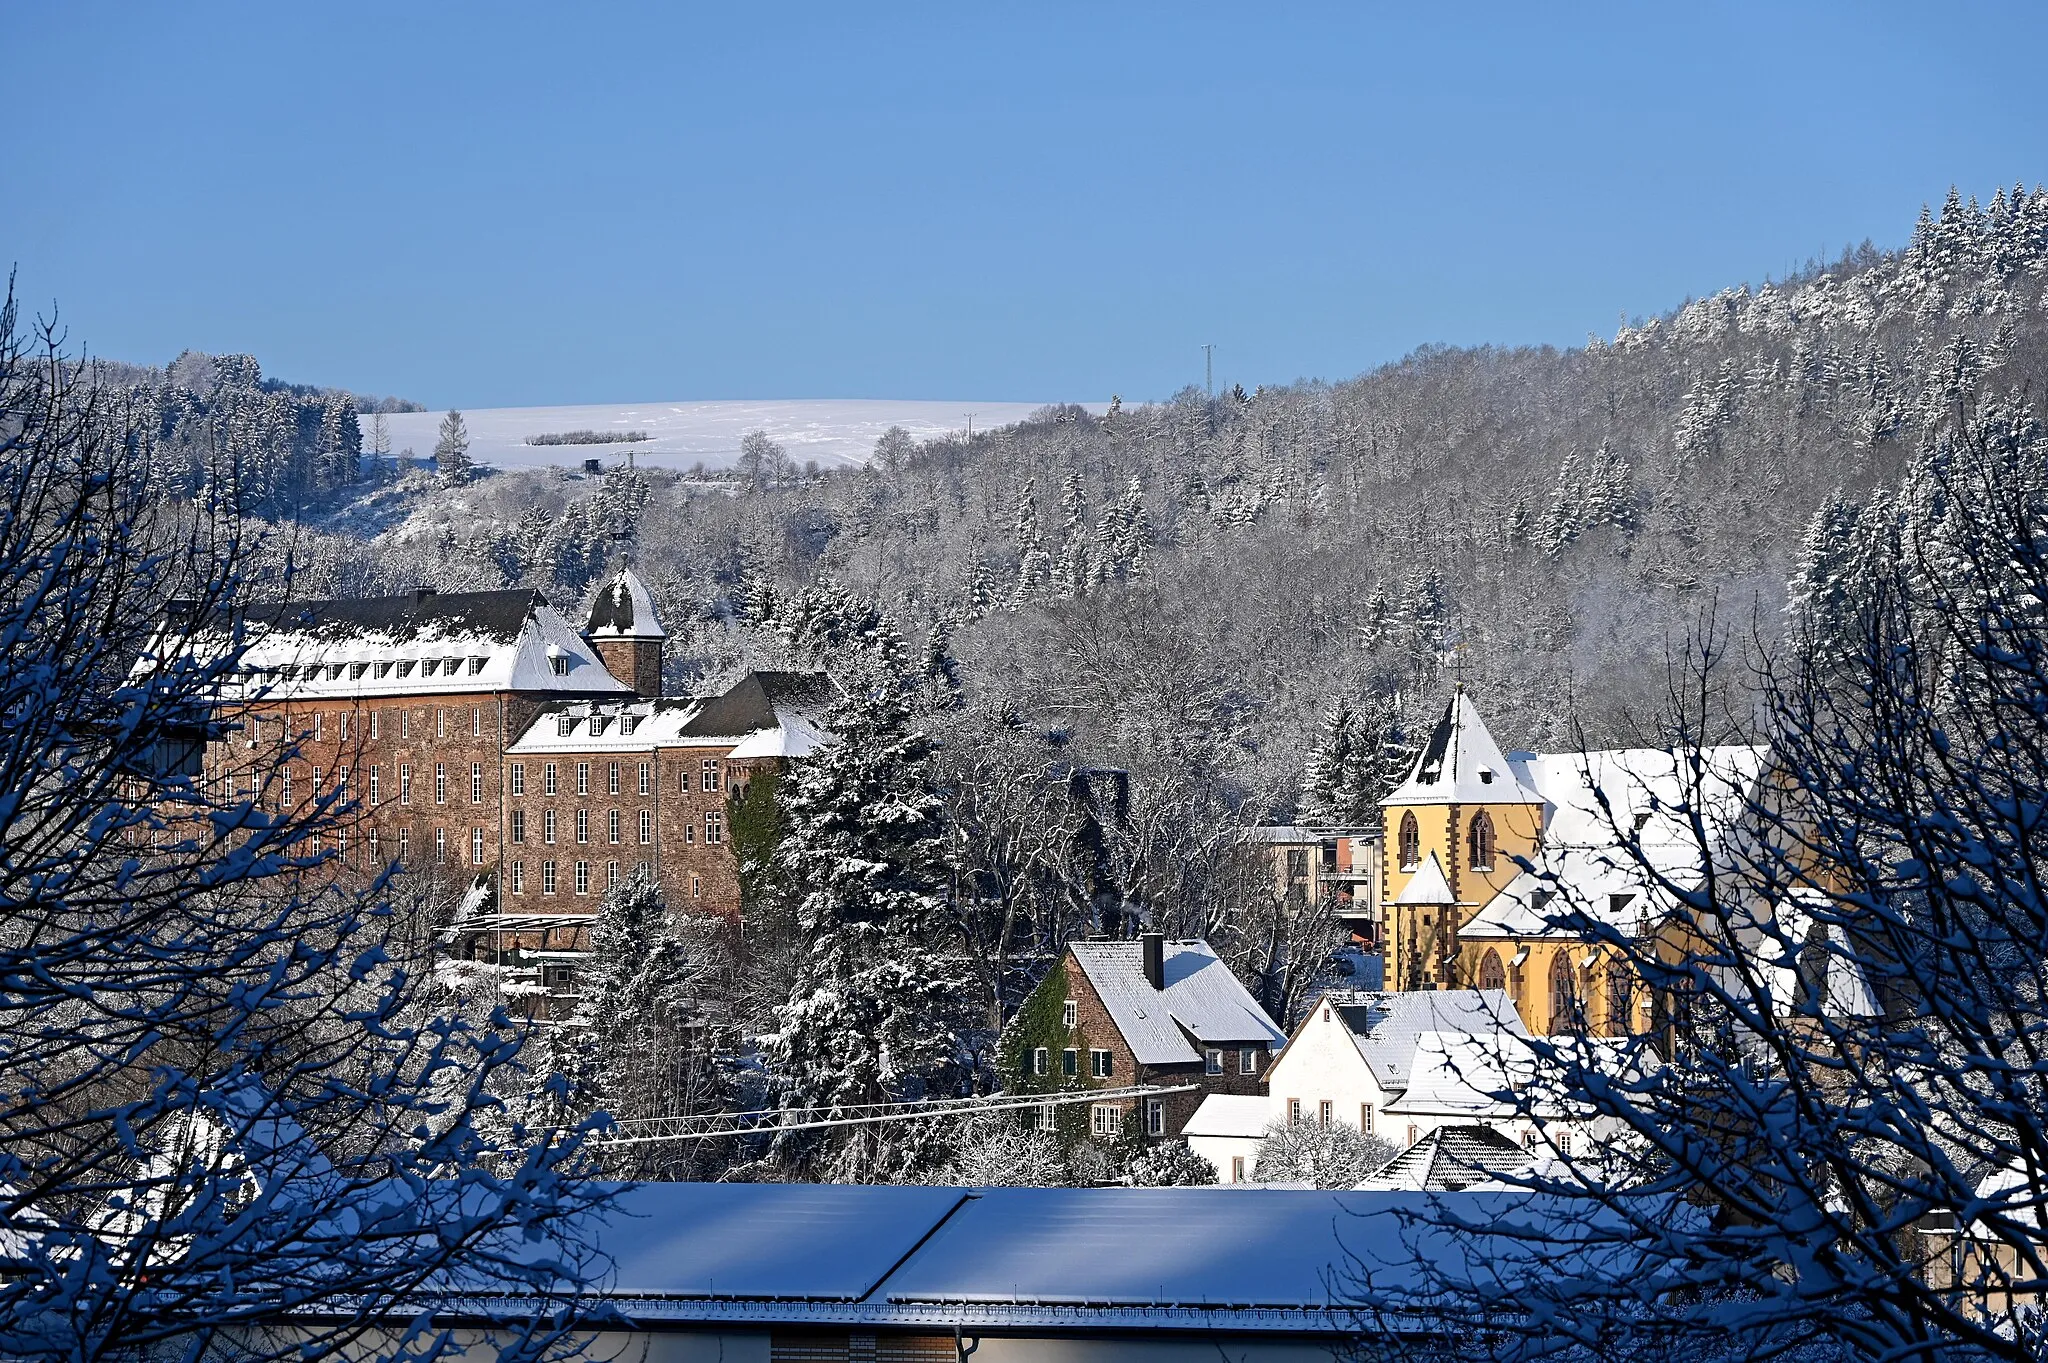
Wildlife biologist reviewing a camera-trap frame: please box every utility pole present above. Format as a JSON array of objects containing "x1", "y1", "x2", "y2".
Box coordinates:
[
  {"x1": 964, "y1": 412, "x2": 977, "y2": 442},
  {"x1": 1201, "y1": 344, "x2": 1215, "y2": 399}
]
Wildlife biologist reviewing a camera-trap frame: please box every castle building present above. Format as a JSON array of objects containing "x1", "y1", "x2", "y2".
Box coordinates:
[
  {"x1": 188, "y1": 569, "x2": 831, "y2": 964},
  {"x1": 1380, "y1": 685, "x2": 1768, "y2": 1036}
]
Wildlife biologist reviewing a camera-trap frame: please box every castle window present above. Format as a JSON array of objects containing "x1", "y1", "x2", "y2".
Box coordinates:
[
  {"x1": 705, "y1": 810, "x2": 723, "y2": 844},
  {"x1": 1478, "y1": 948, "x2": 1506, "y2": 992},
  {"x1": 542, "y1": 860, "x2": 557, "y2": 895},
  {"x1": 510, "y1": 861, "x2": 524, "y2": 895},
  {"x1": 543, "y1": 762, "x2": 557, "y2": 796},
  {"x1": 576, "y1": 762, "x2": 589, "y2": 796},
  {"x1": 1398, "y1": 811, "x2": 1420, "y2": 871},
  {"x1": 543, "y1": 809, "x2": 556, "y2": 843},
  {"x1": 608, "y1": 762, "x2": 620, "y2": 796},
  {"x1": 510, "y1": 763, "x2": 525, "y2": 796},
  {"x1": 608, "y1": 809, "x2": 621, "y2": 844},
  {"x1": 574, "y1": 860, "x2": 590, "y2": 895},
  {"x1": 1468, "y1": 811, "x2": 1496, "y2": 871},
  {"x1": 472, "y1": 828, "x2": 485, "y2": 865},
  {"x1": 558, "y1": 716, "x2": 575, "y2": 737},
  {"x1": 510, "y1": 809, "x2": 525, "y2": 844},
  {"x1": 638, "y1": 762, "x2": 652, "y2": 796},
  {"x1": 639, "y1": 809, "x2": 652, "y2": 845}
]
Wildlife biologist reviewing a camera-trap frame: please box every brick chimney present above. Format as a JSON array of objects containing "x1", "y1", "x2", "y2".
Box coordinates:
[{"x1": 1141, "y1": 931, "x2": 1165, "y2": 992}]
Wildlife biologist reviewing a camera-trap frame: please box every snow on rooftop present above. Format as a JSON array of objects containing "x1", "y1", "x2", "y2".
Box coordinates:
[
  {"x1": 1324, "y1": 990, "x2": 1528, "y2": 1093},
  {"x1": 1067, "y1": 940, "x2": 1286, "y2": 1066},
  {"x1": 1183, "y1": 1093, "x2": 1272, "y2": 1141},
  {"x1": 1358, "y1": 1124, "x2": 1532, "y2": 1192},
  {"x1": 1393, "y1": 850, "x2": 1461, "y2": 905},
  {"x1": 1385, "y1": 687, "x2": 1543, "y2": 807},
  {"x1": 583, "y1": 564, "x2": 666, "y2": 641},
  {"x1": 1462, "y1": 742, "x2": 1768, "y2": 940}
]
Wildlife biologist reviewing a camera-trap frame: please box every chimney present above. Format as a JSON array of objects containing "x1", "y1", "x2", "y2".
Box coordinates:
[{"x1": 1141, "y1": 932, "x2": 1165, "y2": 992}]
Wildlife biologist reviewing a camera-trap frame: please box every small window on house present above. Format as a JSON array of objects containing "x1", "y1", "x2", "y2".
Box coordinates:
[
  {"x1": 472, "y1": 705, "x2": 482, "y2": 735},
  {"x1": 1145, "y1": 1098, "x2": 1164, "y2": 1136},
  {"x1": 1035, "y1": 1104, "x2": 1057, "y2": 1133},
  {"x1": 1361, "y1": 1103, "x2": 1374, "y2": 1133},
  {"x1": 608, "y1": 762, "x2": 620, "y2": 796},
  {"x1": 1032, "y1": 1047, "x2": 1048, "y2": 1076},
  {"x1": 639, "y1": 809, "x2": 652, "y2": 845},
  {"x1": 705, "y1": 810, "x2": 723, "y2": 844},
  {"x1": 1062, "y1": 1000, "x2": 1077, "y2": 1029},
  {"x1": 421, "y1": 659, "x2": 438, "y2": 678},
  {"x1": 1239, "y1": 1048, "x2": 1257, "y2": 1075},
  {"x1": 574, "y1": 860, "x2": 590, "y2": 895},
  {"x1": 1288, "y1": 1098, "x2": 1303, "y2": 1126},
  {"x1": 550, "y1": 653, "x2": 569, "y2": 677},
  {"x1": 472, "y1": 828, "x2": 485, "y2": 866},
  {"x1": 396, "y1": 660, "x2": 415, "y2": 679},
  {"x1": 558, "y1": 716, "x2": 576, "y2": 737},
  {"x1": 544, "y1": 762, "x2": 558, "y2": 796},
  {"x1": 1399, "y1": 811, "x2": 1420, "y2": 871},
  {"x1": 1319, "y1": 1100, "x2": 1333, "y2": 1128},
  {"x1": 434, "y1": 827, "x2": 446, "y2": 863},
  {"x1": 1090, "y1": 1049, "x2": 1112, "y2": 1079},
  {"x1": 1091, "y1": 1104, "x2": 1122, "y2": 1139},
  {"x1": 1407, "y1": 1124, "x2": 1419, "y2": 1148},
  {"x1": 374, "y1": 661, "x2": 391, "y2": 679},
  {"x1": 471, "y1": 762, "x2": 484, "y2": 802},
  {"x1": 608, "y1": 809, "x2": 621, "y2": 844},
  {"x1": 542, "y1": 860, "x2": 557, "y2": 895},
  {"x1": 576, "y1": 762, "x2": 590, "y2": 796},
  {"x1": 398, "y1": 828, "x2": 410, "y2": 864},
  {"x1": 702, "y1": 759, "x2": 721, "y2": 792},
  {"x1": 511, "y1": 764, "x2": 526, "y2": 797},
  {"x1": 469, "y1": 657, "x2": 487, "y2": 676},
  {"x1": 638, "y1": 761, "x2": 651, "y2": 796},
  {"x1": 575, "y1": 809, "x2": 589, "y2": 844},
  {"x1": 1061, "y1": 1048, "x2": 1078, "y2": 1077},
  {"x1": 543, "y1": 809, "x2": 557, "y2": 843},
  {"x1": 1231, "y1": 1156, "x2": 1246, "y2": 1183},
  {"x1": 1204, "y1": 1049, "x2": 1223, "y2": 1076},
  {"x1": 510, "y1": 809, "x2": 525, "y2": 844}
]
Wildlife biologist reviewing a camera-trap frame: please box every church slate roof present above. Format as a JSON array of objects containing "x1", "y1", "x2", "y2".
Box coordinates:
[{"x1": 1384, "y1": 686, "x2": 1542, "y2": 808}]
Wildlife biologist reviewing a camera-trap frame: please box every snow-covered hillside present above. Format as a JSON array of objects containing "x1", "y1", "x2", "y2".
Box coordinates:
[{"x1": 372, "y1": 399, "x2": 1088, "y2": 472}]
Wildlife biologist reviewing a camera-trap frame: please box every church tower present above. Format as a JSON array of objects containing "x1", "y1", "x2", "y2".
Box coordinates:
[
  {"x1": 1381, "y1": 685, "x2": 1545, "y2": 990},
  {"x1": 583, "y1": 564, "x2": 667, "y2": 698}
]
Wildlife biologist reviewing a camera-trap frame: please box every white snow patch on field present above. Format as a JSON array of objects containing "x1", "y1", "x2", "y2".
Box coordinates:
[{"x1": 371, "y1": 399, "x2": 1088, "y2": 473}]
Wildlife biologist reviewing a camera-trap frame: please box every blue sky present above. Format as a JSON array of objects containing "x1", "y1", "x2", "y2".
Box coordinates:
[{"x1": 7, "y1": 3, "x2": 2046, "y2": 408}]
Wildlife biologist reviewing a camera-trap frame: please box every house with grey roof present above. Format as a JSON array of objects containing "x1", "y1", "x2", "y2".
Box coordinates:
[
  {"x1": 1358, "y1": 1122, "x2": 1533, "y2": 1192},
  {"x1": 999, "y1": 933, "x2": 1286, "y2": 1149}
]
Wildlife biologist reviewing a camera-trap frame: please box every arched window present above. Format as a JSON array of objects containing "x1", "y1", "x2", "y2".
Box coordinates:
[
  {"x1": 1606, "y1": 964, "x2": 1634, "y2": 1036},
  {"x1": 1477, "y1": 949, "x2": 1506, "y2": 992},
  {"x1": 1468, "y1": 810, "x2": 1496, "y2": 871},
  {"x1": 1549, "y1": 951, "x2": 1578, "y2": 1033},
  {"x1": 1398, "y1": 812, "x2": 1420, "y2": 871}
]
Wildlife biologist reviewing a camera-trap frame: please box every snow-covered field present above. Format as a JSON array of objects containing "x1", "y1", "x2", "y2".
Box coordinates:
[{"x1": 370, "y1": 399, "x2": 1084, "y2": 473}]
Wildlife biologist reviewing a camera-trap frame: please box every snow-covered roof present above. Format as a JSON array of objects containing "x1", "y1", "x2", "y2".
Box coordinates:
[
  {"x1": 1382, "y1": 1029, "x2": 1524, "y2": 1117},
  {"x1": 182, "y1": 589, "x2": 632, "y2": 701},
  {"x1": 1384, "y1": 687, "x2": 1542, "y2": 807},
  {"x1": 1322, "y1": 990, "x2": 1528, "y2": 1093},
  {"x1": 1358, "y1": 1124, "x2": 1531, "y2": 1192},
  {"x1": 583, "y1": 564, "x2": 666, "y2": 641},
  {"x1": 506, "y1": 670, "x2": 835, "y2": 756},
  {"x1": 567, "y1": 1183, "x2": 1417, "y2": 1325},
  {"x1": 1394, "y1": 851, "x2": 1462, "y2": 905},
  {"x1": 1183, "y1": 1094, "x2": 1272, "y2": 1141},
  {"x1": 1244, "y1": 825, "x2": 1325, "y2": 845},
  {"x1": 1067, "y1": 940, "x2": 1287, "y2": 1065},
  {"x1": 1461, "y1": 743, "x2": 1769, "y2": 940}
]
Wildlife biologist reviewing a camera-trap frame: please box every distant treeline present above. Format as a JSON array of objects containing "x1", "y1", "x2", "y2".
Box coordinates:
[{"x1": 526, "y1": 429, "x2": 653, "y2": 446}]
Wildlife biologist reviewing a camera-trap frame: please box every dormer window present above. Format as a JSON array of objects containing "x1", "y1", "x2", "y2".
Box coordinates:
[
  {"x1": 546, "y1": 644, "x2": 570, "y2": 676},
  {"x1": 468, "y1": 656, "x2": 487, "y2": 675},
  {"x1": 590, "y1": 715, "x2": 610, "y2": 736},
  {"x1": 349, "y1": 663, "x2": 367, "y2": 679},
  {"x1": 421, "y1": 659, "x2": 438, "y2": 677},
  {"x1": 373, "y1": 661, "x2": 391, "y2": 678},
  {"x1": 396, "y1": 660, "x2": 415, "y2": 678},
  {"x1": 328, "y1": 664, "x2": 346, "y2": 680},
  {"x1": 621, "y1": 715, "x2": 640, "y2": 736},
  {"x1": 557, "y1": 715, "x2": 576, "y2": 737},
  {"x1": 1478, "y1": 766, "x2": 1494, "y2": 785}
]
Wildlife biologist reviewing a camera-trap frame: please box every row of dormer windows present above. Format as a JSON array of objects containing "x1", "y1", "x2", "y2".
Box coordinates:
[
  {"x1": 242, "y1": 655, "x2": 490, "y2": 683},
  {"x1": 507, "y1": 759, "x2": 724, "y2": 797}
]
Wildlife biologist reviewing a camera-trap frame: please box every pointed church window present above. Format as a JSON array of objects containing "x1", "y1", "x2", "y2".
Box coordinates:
[
  {"x1": 1398, "y1": 812, "x2": 1420, "y2": 871},
  {"x1": 1469, "y1": 811, "x2": 1496, "y2": 871}
]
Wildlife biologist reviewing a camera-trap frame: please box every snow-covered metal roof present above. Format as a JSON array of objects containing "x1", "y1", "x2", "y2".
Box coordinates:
[
  {"x1": 1067, "y1": 940, "x2": 1286, "y2": 1065},
  {"x1": 1384, "y1": 687, "x2": 1543, "y2": 808},
  {"x1": 186, "y1": 590, "x2": 632, "y2": 701},
  {"x1": 583, "y1": 565, "x2": 666, "y2": 641},
  {"x1": 1323, "y1": 989, "x2": 1528, "y2": 1093},
  {"x1": 1461, "y1": 743, "x2": 1769, "y2": 940},
  {"x1": 1183, "y1": 1093, "x2": 1272, "y2": 1140}
]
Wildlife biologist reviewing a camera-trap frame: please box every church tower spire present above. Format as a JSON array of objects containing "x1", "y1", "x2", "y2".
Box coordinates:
[{"x1": 583, "y1": 563, "x2": 666, "y2": 697}]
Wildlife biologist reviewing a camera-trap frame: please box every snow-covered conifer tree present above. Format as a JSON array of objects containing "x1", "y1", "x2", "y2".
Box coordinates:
[{"x1": 433, "y1": 407, "x2": 473, "y2": 485}]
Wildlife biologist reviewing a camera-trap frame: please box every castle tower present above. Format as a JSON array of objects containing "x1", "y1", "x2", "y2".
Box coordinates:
[
  {"x1": 583, "y1": 564, "x2": 666, "y2": 697},
  {"x1": 1381, "y1": 685, "x2": 1544, "y2": 990}
]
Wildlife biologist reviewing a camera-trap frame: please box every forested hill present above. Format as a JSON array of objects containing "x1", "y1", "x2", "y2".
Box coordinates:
[{"x1": 160, "y1": 185, "x2": 2048, "y2": 840}]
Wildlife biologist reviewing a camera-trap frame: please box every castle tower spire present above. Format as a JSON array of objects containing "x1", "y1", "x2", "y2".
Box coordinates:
[{"x1": 583, "y1": 563, "x2": 666, "y2": 697}]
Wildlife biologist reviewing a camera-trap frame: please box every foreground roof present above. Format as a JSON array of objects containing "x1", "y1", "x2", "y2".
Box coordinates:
[
  {"x1": 1184, "y1": 1093, "x2": 1272, "y2": 1141},
  {"x1": 469, "y1": 1182, "x2": 1529, "y2": 1335},
  {"x1": 1067, "y1": 940, "x2": 1287, "y2": 1065}
]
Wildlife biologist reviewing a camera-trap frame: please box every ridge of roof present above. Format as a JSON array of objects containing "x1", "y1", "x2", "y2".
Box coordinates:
[
  {"x1": 1067, "y1": 939, "x2": 1286, "y2": 1065},
  {"x1": 235, "y1": 588, "x2": 548, "y2": 644}
]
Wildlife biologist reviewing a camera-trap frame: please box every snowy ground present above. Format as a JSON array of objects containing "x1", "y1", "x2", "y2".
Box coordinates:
[{"x1": 369, "y1": 399, "x2": 1088, "y2": 473}]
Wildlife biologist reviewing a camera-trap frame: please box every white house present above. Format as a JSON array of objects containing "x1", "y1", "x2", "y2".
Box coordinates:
[{"x1": 1182, "y1": 1094, "x2": 1269, "y2": 1183}]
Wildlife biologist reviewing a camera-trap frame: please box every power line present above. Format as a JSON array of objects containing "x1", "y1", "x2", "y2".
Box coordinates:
[{"x1": 595, "y1": 1083, "x2": 1200, "y2": 1148}]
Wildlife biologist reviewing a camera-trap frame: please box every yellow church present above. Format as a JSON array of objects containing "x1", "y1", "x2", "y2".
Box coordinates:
[{"x1": 1379, "y1": 686, "x2": 1772, "y2": 1037}]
